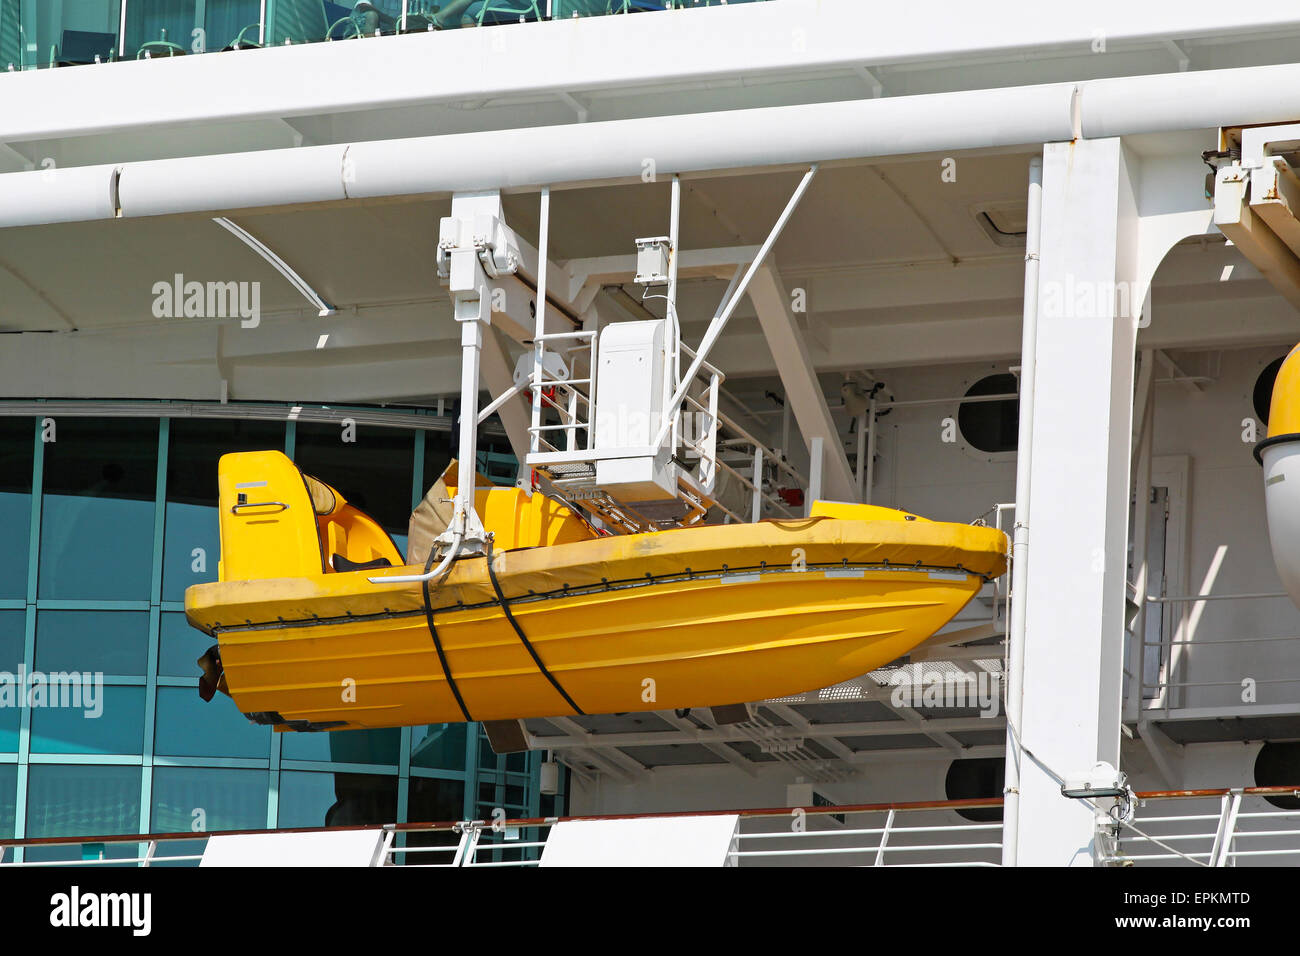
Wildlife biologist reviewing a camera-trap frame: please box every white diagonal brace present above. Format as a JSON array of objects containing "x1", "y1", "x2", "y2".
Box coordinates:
[{"x1": 748, "y1": 263, "x2": 856, "y2": 501}]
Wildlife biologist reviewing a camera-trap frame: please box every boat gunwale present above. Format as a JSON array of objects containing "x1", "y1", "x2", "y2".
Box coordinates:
[{"x1": 196, "y1": 559, "x2": 992, "y2": 637}]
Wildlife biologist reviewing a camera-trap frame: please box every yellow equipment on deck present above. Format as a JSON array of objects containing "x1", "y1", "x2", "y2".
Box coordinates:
[{"x1": 185, "y1": 451, "x2": 1008, "y2": 732}]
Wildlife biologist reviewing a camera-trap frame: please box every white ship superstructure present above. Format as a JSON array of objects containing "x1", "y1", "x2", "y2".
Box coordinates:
[{"x1": 6, "y1": 0, "x2": 1300, "y2": 867}]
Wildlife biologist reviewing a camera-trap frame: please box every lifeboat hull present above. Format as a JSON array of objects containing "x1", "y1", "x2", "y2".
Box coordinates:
[{"x1": 186, "y1": 515, "x2": 1007, "y2": 730}]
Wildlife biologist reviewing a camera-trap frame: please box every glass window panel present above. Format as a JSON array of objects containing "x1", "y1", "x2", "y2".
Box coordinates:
[
  {"x1": 267, "y1": 0, "x2": 363, "y2": 45},
  {"x1": 125, "y1": 0, "x2": 262, "y2": 55},
  {"x1": 410, "y1": 723, "x2": 466, "y2": 771},
  {"x1": 294, "y1": 421, "x2": 414, "y2": 536},
  {"x1": 39, "y1": 418, "x2": 157, "y2": 602},
  {"x1": 422, "y1": 425, "x2": 515, "y2": 493},
  {"x1": 154, "y1": 687, "x2": 270, "y2": 759},
  {"x1": 26, "y1": 764, "x2": 141, "y2": 838},
  {"x1": 277, "y1": 770, "x2": 396, "y2": 829},
  {"x1": 163, "y1": 418, "x2": 284, "y2": 602},
  {"x1": 0, "y1": 417, "x2": 32, "y2": 599},
  {"x1": 10, "y1": 0, "x2": 122, "y2": 70},
  {"x1": 159, "y1": 610, "x2": 216, "y2": 678},
  {"x1": 0, "y1": 611, "x2": 20, "y2": 750},
  {"x1": 151, "y1": 766, "x2": 268, "y2": 833},
  {"x1": 0, "y1": 609, "x2": 22, "y2": 670},
  {"x1": 29, "y1": 685, "x2": 144, "y2": 755},
  {"x1": 400, "y1": 777, "x2": 464, "y2": 864},
  {"x1": 35, "y1": 610, "x2": 149, "y2": 676},
  {"x1": 0, "y1": 765, "x2": 15, "y2": 840},
  {"x1": 280, "y1": 727, "x2": 401, "y2": 766}
]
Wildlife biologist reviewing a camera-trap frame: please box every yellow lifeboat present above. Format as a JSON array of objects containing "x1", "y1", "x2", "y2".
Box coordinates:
[{"x1": 184, "y1": 450, "x2": 1008, "y2": 731}]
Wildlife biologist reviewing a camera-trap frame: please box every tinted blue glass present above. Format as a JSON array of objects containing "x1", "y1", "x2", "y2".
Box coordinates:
[
  {"x1": 159, "y1": 611, "x2": 216, "y2": 678},
  {"x1": 35, "y1": 610, "x2": 149, "y2": 675},
  {"x1": 295, "y1": 422, "x2": 414, "y2": 536},
  {"x1": 0, "y1": 418, "x2": 32, "y2": 599},
  {"x1": 29, "y1": 685, "x2": 144, "y2": 755},
  {"x1": 410, "y1": 723, "x2": 467, "y2": 771},
  {"x1": 280, "y1": 727, "x2": 401, "y2": 765},
  {"x1": 8, "y1": 0, "x2": 122, "y2": 70},
  {"x1": 154, "y1": 687, "x2": 270, "y2": 759},
  {"x1": 0, "y1": 765, "x2": 15, "y2": 840},
  {"x1": 163, "y1": 417, "x2": 284, "y2": 602},
  {"x1": 151, "y1": 766, "x2": 268, "y2": 832},
  {"x1": 125, "y1": 0, "x2": 260, "y2": 56},
  {"x1": 0, "y1": 609, "x2": 21, "y2": 669},
  {"x1": 0, "y1": 610, "x2": 22, "y2": 751},
  {"x1": 278, "y1": 771, "x2": 396, "y2": 828},
  {"x1": 27, "y1": 764, "x2": 141, "y2": 837},
  {"x1": 39, "y1": 419, "x2": 157, "y2": 601}
]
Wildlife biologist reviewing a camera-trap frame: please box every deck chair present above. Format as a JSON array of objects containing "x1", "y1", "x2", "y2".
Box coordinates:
[
  {"x1": 223, "y1": 23, "x2": 264, "y2": 50},
  {"x1": 136, "y1": 28, "x2": 186, "y2": 58},
  {"x1": 609, "y1": 0, "x2": 668, "y2": 11},
  {"x1": 268, "y1": 0, "x2": 355, "y2": 44},
  {"x1": 477, "y1": 0, "x2": 543, "y2": 25},
  {"x1": 51, "y1": 30, "x2": 118, "y2": 67}
]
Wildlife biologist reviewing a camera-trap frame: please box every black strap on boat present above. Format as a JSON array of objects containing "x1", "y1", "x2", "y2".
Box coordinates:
[
  {"x1": 486, "y1": 539, "x2": 585, "y2": 716},
  {"x1": 421, "y1": 547, "x2": 473, "y2": 722}
]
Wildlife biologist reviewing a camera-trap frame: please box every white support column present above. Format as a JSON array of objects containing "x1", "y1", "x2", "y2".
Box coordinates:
[
  {"x1": 1014, "y1": 138, "x2": 1138, "y2": 866},
  {"x1": 748, "y1": 264, "x2": 857, "y2": 502}
]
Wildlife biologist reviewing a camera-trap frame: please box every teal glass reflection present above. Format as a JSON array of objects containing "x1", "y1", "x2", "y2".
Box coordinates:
[
  {"x1": 30, "y1": 685, "x2": 144, "y2": 755},
  {"x1": 151, "y1": 766, "x2": 268, "y2": 832},
  {"x1": 125, "y1": 0, "x2": 262, "y2": 57},
  {"x1": 280, "y1": 726, "x2": 400, "y2": 765},
  {"x1": 0, "y1": 765, "x2": 15, "y2": 840},
  {"x1": 267, "y1": 0, "x2": 370, "y2": 44},
  {"x1": 0, "y1": 611, "x2": 21, "y2": 752},
  {"x1": 410, "y1": 723, "x2": 466, "y2": 771},
  {"x1": 35, "y1": 610, "x2": 149, "y2": 676},
  {"x1": 163, "y1": 418, "x2": 285, "y2": 602},
  {"x1": 39, "y1": 419, "x2": 157, "y2": 602},
  {"x1": 27, "y1": 764, "x2": 141, "y2": 837},
  {"x1": 0, "y1": 418, "x2": 32, "y2": 599},
  {"x1": 278, "y1": 770, "x2": 397, "y2": 828},
  {"x1": 8, "y1": 0, "x2": 122, "y2": 70},
  {"x1": 399, "y1": 776, "x2": 464, "y2": 864},
  {"x1": 154, "y1": 687, "x2": 270, "y2": 759},
  {"x1": 159, "y1": 611, "x2": 215, "y2": 678},
  {"x1": 295, "y1": 421, "x2": 414, "y2": 536}
]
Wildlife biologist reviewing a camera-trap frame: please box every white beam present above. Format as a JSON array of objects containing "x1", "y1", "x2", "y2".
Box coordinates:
[
  {"x1": 748, "y1": 263, "x2": 857, "y2": 501},
  {"x1": 1014, "y1": 138, "x2": 1137, "y2": 866}
]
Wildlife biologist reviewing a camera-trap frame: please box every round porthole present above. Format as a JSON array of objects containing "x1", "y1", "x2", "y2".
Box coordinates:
[
  {"x1": 958, "y1": 373, "x2": 1019, "y2": 454},
  {"x1": 1253, "y1": 741, "x2": 1300, "y2": 810},
  {"x1": 1253, "y1": 356, "x2": 1287, "y2": 426},
  {"x1": 944, "y1": 757, "x2": 1005, "y2": 822}
]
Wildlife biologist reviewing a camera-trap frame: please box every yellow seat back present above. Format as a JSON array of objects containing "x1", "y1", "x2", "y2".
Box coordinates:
[{"x1": 217, "y1": 451, "x2": 325, "y2": 581}]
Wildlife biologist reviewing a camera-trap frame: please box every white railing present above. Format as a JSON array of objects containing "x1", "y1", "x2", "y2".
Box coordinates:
[
  {"x1": 11, "y1": 787, "x2": 1299, "y2": 866},
  {"x1": 1101, "y1": 787, "x2": 1300, "y2": 866},
  {"x1": 527, "y1": 329, "x2": 598, "y2": 457}
]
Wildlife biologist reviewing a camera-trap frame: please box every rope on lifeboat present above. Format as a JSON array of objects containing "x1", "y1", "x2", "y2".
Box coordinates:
[
  {"x1": 421, "y1": 546, "x2": 474, "y2": 722},
  {"x1": 485, "y1": 539, "x2": 585, "y2": 716}
]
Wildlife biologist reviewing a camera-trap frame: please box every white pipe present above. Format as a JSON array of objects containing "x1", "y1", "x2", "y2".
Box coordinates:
[
  {"x1": 370, "y1": 526, "x2": 463, "y2": 584},
  {"x1": 0, "y1": 83, "x2": 1065, "y2": 228},
  {"x1": 653, "y1": 166, "x2": 817, "y2": 449},
  {"x1": 1001, "y1": 155, "x2": 1043, "y2": 868},
  {"x1": 15, "y1": 62, "x2": 1300, "y2": 231},
  {"x1": 530, "y1": 187, "x2": 551, "y2": 455},
  {"x1": 667, "y1": 175, "x2": 682, "y2": 453}
]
